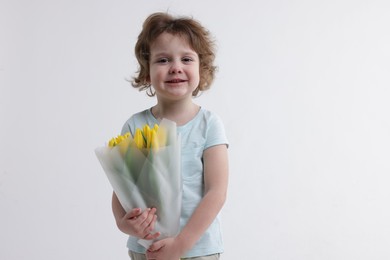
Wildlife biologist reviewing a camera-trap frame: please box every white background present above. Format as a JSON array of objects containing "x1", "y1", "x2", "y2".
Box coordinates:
[{"x1": 1, "y1": 0, "x2": 390, "y2": 259}]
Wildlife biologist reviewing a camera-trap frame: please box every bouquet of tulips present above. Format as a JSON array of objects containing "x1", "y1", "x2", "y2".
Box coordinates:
[{"x1": 95, "y1": 119, "x2": 181, "y2": 248}]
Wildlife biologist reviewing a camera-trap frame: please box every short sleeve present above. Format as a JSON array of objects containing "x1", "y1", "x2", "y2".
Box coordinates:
[{"x1": 205, "y1": 113, "x2": 229, "y2": 150}]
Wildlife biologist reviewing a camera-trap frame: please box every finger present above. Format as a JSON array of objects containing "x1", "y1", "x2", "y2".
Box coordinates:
[
  {"x1": 142, "y1": 215, "x2": 160, "y2": 240},
  {"x1": 124, "y1": 208, "x2": 141, "y2": 219},
  {"x1": 144, "y1": 231, "x2": 161, "y2": 240},
  {"x1": 139, "y1": 208, "x2": 157, "y2": 228},
  {"x1": 148, "y1": 214, "x2": 157, "y2": 231},
  {"x1": 145, "y1": 251, "x2": 155, "y2": 260},
  {"x1": 148, "y1": 240, "x2": 164, "y2": 252}
]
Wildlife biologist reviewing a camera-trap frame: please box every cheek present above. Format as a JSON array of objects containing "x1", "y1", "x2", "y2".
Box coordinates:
[
  {"x1": 194, "y1": 69, "x2": 201, "y2": 83},
  {"x1": 149, "y1": 68, "x2": 163, "y2": 81}
]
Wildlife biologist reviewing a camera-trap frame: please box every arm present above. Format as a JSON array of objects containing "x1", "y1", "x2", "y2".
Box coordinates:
[
  {"x1": 147, "y1": 144, "x2": 229, "y2": 259},
  {"x1": 112, "y1": 192, "x2": 160, "y2": 240}
]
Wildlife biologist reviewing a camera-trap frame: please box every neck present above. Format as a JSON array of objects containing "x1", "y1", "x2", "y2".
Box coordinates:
[{"x1": 152, "y1": 100, "x2": 200, "y2": 126}]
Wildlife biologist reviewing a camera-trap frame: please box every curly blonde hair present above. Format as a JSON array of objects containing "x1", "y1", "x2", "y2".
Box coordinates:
[{"x1": 132, "y1": 12, "x2": 217, "y2": 97}]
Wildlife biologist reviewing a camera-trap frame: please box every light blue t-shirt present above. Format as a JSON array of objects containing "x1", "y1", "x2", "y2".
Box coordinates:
[{"x1": 121, "y1": 107, "x2": 228, "y2": 258}]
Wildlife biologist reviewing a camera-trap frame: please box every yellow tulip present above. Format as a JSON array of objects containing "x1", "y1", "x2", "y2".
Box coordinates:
[
  {"x1": 143, "y1": 124, "x2": 151, "y2": 134},
  {"x1": 118, "y1": 133, "x2": 131, "y2": 155},
  {"x1": 134, "y1": 128, "x2": 145, "y2": 149},
  {"x1": 107, "y1": 123, "x2": 169, "y2": 152},
  {"x1": 150, "y1": 129, "x2": 159, "y2": 150},
  {"x1": 108, "y1": 137, "x2": 117, "y2": 148},
  {"x1": 108, "y1": 132, "x2": 131, "y2": 148},
  {"x1": 116, "y1": 135, "x2": 124, "y2": 144},
  {"x1": 156, "y1": 127, "x2": 167, "y2": 147},
  {"x1": 143, "y1": 125, "x2": 152, "y2": 148}
]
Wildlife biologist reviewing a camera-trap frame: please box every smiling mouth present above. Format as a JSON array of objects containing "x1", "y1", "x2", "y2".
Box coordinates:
[{"x1": 166, "y1": 79, "x2": 187, "y2": 83}]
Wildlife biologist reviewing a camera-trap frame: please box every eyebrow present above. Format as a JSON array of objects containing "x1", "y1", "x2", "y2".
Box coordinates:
[{"x1": 151, "y1": 50, "x2": 198, "y2": 58}]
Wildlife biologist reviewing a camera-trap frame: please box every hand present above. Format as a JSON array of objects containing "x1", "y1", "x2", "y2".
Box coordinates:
[
  {"x1": 117, "y1": 208, "x2": 160, "y2": 240},
  {"x1": 146, "y1": 237, "x2": 184, "y2": 260}
]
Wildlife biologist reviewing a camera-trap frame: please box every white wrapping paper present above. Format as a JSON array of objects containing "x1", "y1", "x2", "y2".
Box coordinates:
[{"x1": 95, "y1": 119, "x2": 181, "y2": 248}]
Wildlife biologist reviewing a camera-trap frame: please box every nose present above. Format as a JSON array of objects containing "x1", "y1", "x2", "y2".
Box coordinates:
[{"x1": 169, "y1": 61, "x2": 182, "y2": 74}]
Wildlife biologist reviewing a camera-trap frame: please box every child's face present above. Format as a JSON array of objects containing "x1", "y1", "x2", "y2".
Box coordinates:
[{"x1": 149, "y1": 32, "x2": 200, "y2": 102}]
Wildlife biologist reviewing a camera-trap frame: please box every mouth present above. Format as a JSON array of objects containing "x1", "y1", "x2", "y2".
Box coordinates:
[{"x1": 165, "y1": 78, "x2": 187, "y2": 83}]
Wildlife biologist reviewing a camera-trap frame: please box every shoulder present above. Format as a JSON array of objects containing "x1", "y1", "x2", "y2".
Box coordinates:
[
  {"x1": 197, "y1": 109, "x2": 226, "y2": 133},
  {"x1": 121, "y1": 109, "x2": 150, "y2": 135},
  {"x1": 197, "y1": 108, "x2": 229, "y2": 149},
  {"x1": 196, "y1": 108, "x2": 224, "y2": 126}
]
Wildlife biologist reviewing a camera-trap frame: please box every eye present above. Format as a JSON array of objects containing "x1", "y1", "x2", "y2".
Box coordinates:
[
  {"x1": 182, "y1": 57, "x2": 194, "y2": 63},
  {"x1": 156, "y1": 57, "x2": 169, "y2": 64}
]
